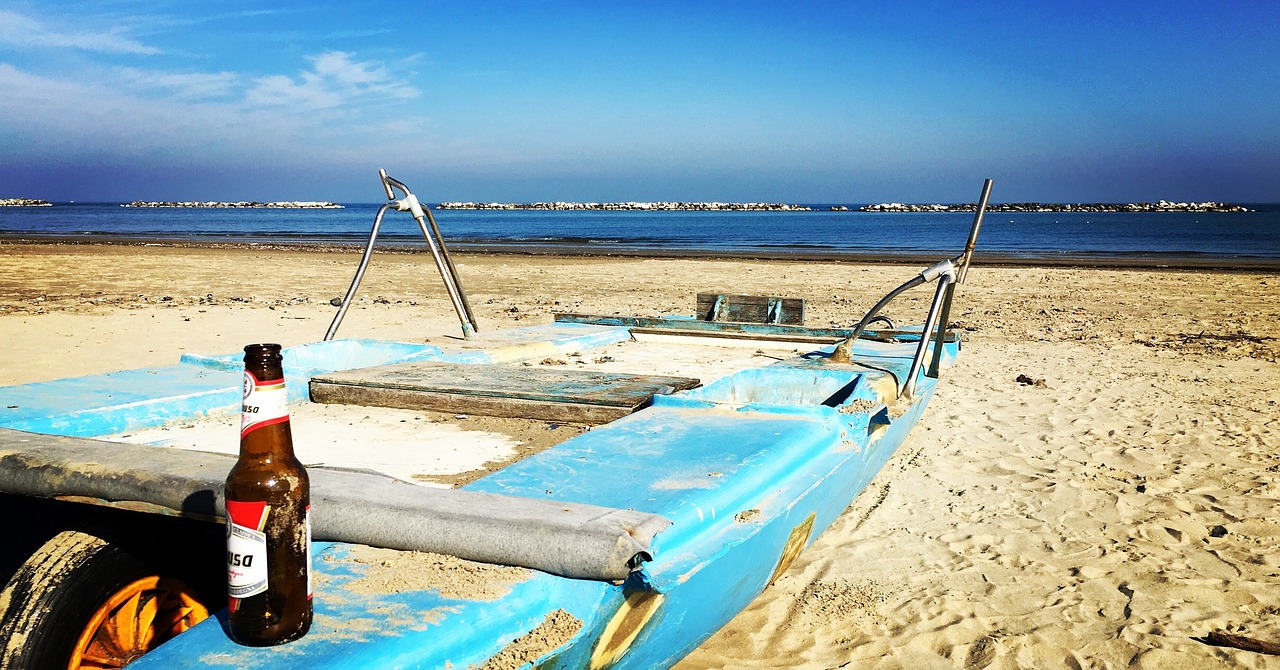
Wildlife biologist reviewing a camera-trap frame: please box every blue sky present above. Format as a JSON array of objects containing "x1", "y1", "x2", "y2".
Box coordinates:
[{"x1": 1, "y1": 1, "x2": 1277, "y2": 202}]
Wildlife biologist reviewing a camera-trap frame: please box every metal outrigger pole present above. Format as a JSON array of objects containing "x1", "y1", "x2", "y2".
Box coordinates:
[
  {"x1": 324, "y1": 169, "x2": 479, "y2": 341},
  {"x1": 828, "y1": 178, "x2": 994, "y2": 397}
]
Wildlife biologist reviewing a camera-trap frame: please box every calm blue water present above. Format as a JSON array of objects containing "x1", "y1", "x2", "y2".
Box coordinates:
[{"x1": 2, "y1": 202, "x2": 1279, "y2": 262}]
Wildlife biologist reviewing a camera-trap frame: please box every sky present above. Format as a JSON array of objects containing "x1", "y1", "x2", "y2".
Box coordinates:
[{"x1": 1, "y1": 1, "x2": 1277, "y2": 203}]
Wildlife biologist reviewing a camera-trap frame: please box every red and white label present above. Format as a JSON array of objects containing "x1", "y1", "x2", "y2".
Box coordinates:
[
  {"x1": 226, "y1": 500, "x2": 270, "y2": 605},
  {"x1": 241, "y1": 371, "x2": 288, "y2": 437}
]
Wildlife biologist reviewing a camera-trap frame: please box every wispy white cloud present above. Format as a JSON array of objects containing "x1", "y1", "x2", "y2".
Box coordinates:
[
  {"x1": 0, "y1": 10, "x2": 161, "y2": 55},
  {"x1": 244, "y1": 73, "x2": 342, "y2": 109},
  {"x1": 111, "y1": 67, "x2": 241, "y2": 101},
  {"x1": 244, "y1": 51, "x2": 419, "y2": 110},
  {"x1": 0, "y1": 63, "x2": 236, "y2": 152},
  {"x1": 0, "y1": 48, "x2": 433, "y2": 168}
]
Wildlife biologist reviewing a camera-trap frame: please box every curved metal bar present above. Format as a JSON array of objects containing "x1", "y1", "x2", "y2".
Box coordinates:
[
  {"x1": 378, "y1": 168, "x2": 397, "y2": 200},
  {"x1": 926, "y1": 281, "x2": 957, "y2": 379},
  {"x1": 957, "y1": 178, "x2": 993, "y2": 285},
  {"x1": 403, "y1": 200, "x2": 475, "y2": 339},
  {"x1": 422, "y1": 205, "x2": 478, "y2": 332},
  {"x1": 829, "y1": 178, "x2": 992, "y2": 367},
  {"x1": 903, "y1": 270, "x2": 955, "y2": 398},
  {"x1": 828, "y1": 274, "x2": 925, "y2": 363},
  {"x1": 376, "y1": 169, "x2": 479, "y2": 339},
  {"x1": 324, "y1": 203, "x2": 393, "y2": 341}
]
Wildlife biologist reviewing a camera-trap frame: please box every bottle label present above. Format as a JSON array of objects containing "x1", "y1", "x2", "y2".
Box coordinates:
[
  {"x1": 242, "y1": 371, "x2": 288, "y2": 437},
  {"x1": 226, "y1": 500, "x2": 270, "y2": 603}
]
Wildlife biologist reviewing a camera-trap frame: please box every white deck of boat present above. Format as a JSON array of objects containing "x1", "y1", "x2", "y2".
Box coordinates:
[{"x1": 104, "y1": 335, "x2": 812, "y2": 487}]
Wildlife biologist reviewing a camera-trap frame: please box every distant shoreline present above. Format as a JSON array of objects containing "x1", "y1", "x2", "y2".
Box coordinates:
[
  {"x1": 438, "y1": 201, "x2": 811, "y2": 211},
  {"x1": 0, "y1": 199, "x2": 1259, "y2": 213},
  {"x1": 121, "y1": 201, "x2": 343, "y2": 209},
  {"x1": 857, "y1": 200, "x2": 1248, "y2": 213},
  {"x1": 438, "y1": 200, "x2": 1250, "y2": 213},
  {"x1": 2, "y1": 236, "x2": 1276, "y2": 271}
]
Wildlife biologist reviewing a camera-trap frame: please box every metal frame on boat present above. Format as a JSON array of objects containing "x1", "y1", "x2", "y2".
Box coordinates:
[{"x1": 0, "y1": 175, "x2": 992, "y2": 669}]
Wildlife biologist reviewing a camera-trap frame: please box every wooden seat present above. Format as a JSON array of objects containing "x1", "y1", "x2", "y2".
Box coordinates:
[
  {"x1": 311, "y1": 362, "x2": 700, "y2": 424},
  {"x1": 696, "y1": 293, "x2": 804, "y2": 325}
]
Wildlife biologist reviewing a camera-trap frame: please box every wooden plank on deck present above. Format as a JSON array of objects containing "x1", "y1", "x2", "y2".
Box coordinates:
[
  {"x1": 310, "y1": 362, "x2": 701, "y2": 424},
  {"x1": 696, "y1": 293, "x2": 805, "y2": 325}
]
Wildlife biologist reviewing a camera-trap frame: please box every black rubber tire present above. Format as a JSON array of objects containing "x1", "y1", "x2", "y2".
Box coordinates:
[
  {"x1": 0, "y1": 493, "x2": 90, "y2": 587},
  {"x1": 0, "y1": 528, "x2": 183, "y2": 669}
]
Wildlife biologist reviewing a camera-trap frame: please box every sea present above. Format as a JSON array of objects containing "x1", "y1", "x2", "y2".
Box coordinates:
[{"x1": 3, "y1": 202, "x2": 1279, "y2": 267}]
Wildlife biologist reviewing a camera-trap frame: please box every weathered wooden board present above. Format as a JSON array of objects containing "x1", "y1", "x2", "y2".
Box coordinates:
[
  {"x1": 310, "y1": 362, "x2": 701, "y2": 424},
  {"x1": 695, "y1": 293, "x2": 805, "y2": 325},
  {"x1": 554, "y1": 313, "x2": 958, "y2": 343}
]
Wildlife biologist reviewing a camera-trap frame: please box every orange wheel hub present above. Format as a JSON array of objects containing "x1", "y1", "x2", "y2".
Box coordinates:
[{"x1": 67, "y1": 576, "x2": 209, "y2": 669}]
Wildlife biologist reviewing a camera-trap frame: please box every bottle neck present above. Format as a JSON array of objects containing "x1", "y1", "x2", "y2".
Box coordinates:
[
  {"x1": 239, "y1": 422, "x2": 296, "y2": 462},
  {"x1": 241, "y1": 343, "x2": 293, "y2": 460},
  {"x1": 243, "y1": 343, "x2": 285, "y2": 382}
]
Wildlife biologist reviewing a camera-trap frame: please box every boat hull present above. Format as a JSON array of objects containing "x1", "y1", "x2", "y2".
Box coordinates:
[{"x1": 0, "y1": 323, "x2": 956, "y2": 668}]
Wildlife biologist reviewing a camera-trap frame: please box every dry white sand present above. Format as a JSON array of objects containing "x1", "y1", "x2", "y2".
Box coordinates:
[{"x1": 2, "y1": 243, "x2": 1277, "y2": 668}]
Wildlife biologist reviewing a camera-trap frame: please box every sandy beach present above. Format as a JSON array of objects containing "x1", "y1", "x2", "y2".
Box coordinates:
[{"x1": 2, "y1": 242, "x2": 1277, "y2": 668}]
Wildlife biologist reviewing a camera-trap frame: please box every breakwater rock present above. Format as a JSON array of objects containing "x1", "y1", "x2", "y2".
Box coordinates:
[
  {"x1": 122, "y1": 201, "x2": 343, "y2": 209},
  {"x1": 858, "y1": 200, "x2": 1249, "y2": 213},
  {"x1": 0, "y1": 198, "x2": 52, "y2": 207},
  {"x1": 437, "y1": 201, "x2": 811, "y2": 211}
]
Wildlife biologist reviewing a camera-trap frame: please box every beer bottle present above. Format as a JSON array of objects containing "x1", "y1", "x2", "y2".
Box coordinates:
[{"x1": 225, "y1": 343, "x2": 312, "y2": 646}]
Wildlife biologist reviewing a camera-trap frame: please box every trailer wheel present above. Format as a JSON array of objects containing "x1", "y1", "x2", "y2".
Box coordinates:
[{"x1": 0, "y1": 528, "x2": 212, "y2": 669}]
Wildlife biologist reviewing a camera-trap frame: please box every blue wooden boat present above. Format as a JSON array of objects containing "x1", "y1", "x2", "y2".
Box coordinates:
[{"x1": 0, "y1": 177, "x2": 993, "y2": 669}]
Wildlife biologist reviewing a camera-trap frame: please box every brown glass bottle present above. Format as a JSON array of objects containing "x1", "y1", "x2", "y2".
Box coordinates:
[{"x1": 225, "y1": 343, "x2": 312, "y2": 646}]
